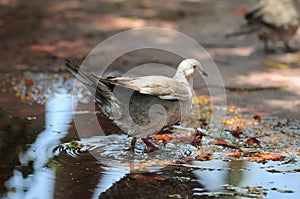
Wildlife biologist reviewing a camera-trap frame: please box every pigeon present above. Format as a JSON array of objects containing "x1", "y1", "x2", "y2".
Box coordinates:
[
  {"x1": 226, "y1": 0, "x2": 300, "y2": 52},
  {"x1": 65, "y1": 59, "x2": 207, "y2": 152}
]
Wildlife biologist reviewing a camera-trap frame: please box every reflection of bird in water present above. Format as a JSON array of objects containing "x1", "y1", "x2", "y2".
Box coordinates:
[
  {"x1": 65, "y1": 59, "x2": 207, "y2": 152},
  {"x1": 226, "y1": 0, "x2": 300, "y2": 52}
]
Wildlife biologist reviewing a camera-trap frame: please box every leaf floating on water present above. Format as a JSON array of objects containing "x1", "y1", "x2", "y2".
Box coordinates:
[
  {"x1": 264, "y1": 60, "x2": 289, "y2": 70},
  {"x1": 276, "y1": 189, "x2": 294, "y2": 193},
  {"x1": 53, "y1": 140, "x2": 87, "y2": 158},
  {"x1": 266, "y1": 169, "x2": 281, "y2": 173},
  {"x1": 66, "y1": 140, "x2": 84, "y2": 149}
]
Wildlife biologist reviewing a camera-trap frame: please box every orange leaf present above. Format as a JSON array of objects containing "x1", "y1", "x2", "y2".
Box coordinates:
[
  {"x1": 210, "y1": 139, "x2": 237, "y2": 149},
  {"x1": 25, "y1": 78, "x2": 33, "y2": 87},
  {"x1": 228, "y1": 152, "x2": 242, "y2": 158},
  {"x1": 154, "y1": 134, "x2": 174, "y2": 142},
  {"x1": 154, "y1": 135, "x2": 169, "y2": 142},
  {"x1": 254, "y1": 153, "x2": 284, "y2": 161},
  {"x1": 21, "y1": 93, "x2": 34, "y2": 102},
  {"x1": 234, "y1": 7, "x2": 248, "y2": 15}
]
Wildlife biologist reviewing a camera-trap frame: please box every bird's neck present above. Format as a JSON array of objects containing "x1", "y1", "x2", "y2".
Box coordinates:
[{"x1": 174, "y1": 72, "x2": 194, "y2": 88}]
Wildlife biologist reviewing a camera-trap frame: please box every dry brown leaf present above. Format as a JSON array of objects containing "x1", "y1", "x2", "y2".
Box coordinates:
[{"x1": 210, "y1": 139, "x2": 237, "y2": 149}]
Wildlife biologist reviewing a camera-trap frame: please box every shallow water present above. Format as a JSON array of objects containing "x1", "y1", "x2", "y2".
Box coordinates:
[{"x1": 1, "y1": 72, "x2": 300, "y2": 199}]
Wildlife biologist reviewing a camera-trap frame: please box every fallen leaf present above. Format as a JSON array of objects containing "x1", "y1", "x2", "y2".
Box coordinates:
[
  {"x1": 198, "y1": 118, "x2": 209, "y2": 127},
  {"x1": 21, "y1": 93, "x2": 34, "y2": 102},
  {"x1": 193, "y1": 95, "x2": 211, "y2": 105},
  {"x1": 266, "y1": 169, "x2": 281, "y2": 173},
  {"x1": 276, "y1": 189, "x2": 294, "y2": 193},
  {"x1": 228, "y1": 126, "x2": 243, "y2": 138},
  {"x1": 182, "y1": 157, "x2": 197, "y2": 162},
  {"x1": 253, "y1": 114, "x2": 261, "y2": 122},
  {"x1": 228, "y1": 151, "x2": 242, "y2": 158},
  {"x1": 181, "y1": 152, "x2": 212, "y2": 162},
  {"x1": 191, "y1": 129, "x2": 205, "y2": 145},
  {"x1": 254, "y1": 152, "x2": 284, "y2": 161},
  {"x1": 191, "y1": 137, "x2": 201, "y2": 143},
  {"x1": 25, "y1": 78, "x2": 33, "y2": 87},
  {"x1": 270, "y1": 136, "x2": 281, "y2": 142},
  {"x1": 196, "y1": 152, "x2": 213, "y2": 161},
  {"x1": 249, "y1": 157, "x2": 266, "y2": 163},
  {"x1": 155, "y1": 134, "x2": 174, "y2": 143},
  {"x1": 210, "y1": 139, "x2": 237, "y2": 149},
  {"x1": 246, "y1": 137, "x2": 261, "y2": 146},
  {"x1": 223, "y1": 119, "x2": 234, "y2": 125},
  {"x1": 233, "y1": 7, "x2": 248, "y2": 15},
  {"x1": 264, "y1": 60, "x2": 289, "y2": 69},
  {"x1": 66, "y1": 140, "x2": 84, "y2": 149}
]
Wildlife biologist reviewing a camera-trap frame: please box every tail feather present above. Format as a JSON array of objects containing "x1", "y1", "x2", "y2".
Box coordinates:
[
  {"x1": 65, "y1": 59, "x2": 80, "y2": 75},
  {"x1": 65, "y1": 59, "x2": 100, "y2": 94},
  {"x1": 65, "y1": 60, "x2": 114, "y2": 116},
  {"x1": 225, "y1": 23, "x2": 260, "y2": 38}
]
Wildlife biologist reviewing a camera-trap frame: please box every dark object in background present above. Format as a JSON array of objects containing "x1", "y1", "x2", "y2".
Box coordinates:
[{"x1": 226, "y1": 0, "x2": 300, "y2": 52}]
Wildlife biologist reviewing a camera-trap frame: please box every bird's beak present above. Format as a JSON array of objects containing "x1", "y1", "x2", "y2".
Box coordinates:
[{"x1": 197, "y1": 68, "x2": 208, "y2": 77}]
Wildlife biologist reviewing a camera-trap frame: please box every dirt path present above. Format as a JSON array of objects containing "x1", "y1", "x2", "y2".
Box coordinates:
[{"x1": 1, "y1": 0, "x2": 299, "y2": 118}]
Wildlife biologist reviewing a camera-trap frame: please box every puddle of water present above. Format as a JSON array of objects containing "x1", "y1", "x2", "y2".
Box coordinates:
[
  {"x1": 189, "y1": 160, "x2": 300, "y2": 198},
  {"x1": 0, "y1": 72, "x2": 300, "y2": 199}
]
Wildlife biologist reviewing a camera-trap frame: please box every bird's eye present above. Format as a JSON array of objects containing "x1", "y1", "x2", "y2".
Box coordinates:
[{"x1": 192, "y1": 65, "x2": 197, "y2": 69}]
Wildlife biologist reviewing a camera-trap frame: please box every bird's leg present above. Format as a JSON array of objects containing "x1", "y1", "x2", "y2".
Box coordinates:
[
  {"x1": 263, "y1": 38, "x2": 270, "y2": 53},
  {"x1": 284, "y1": 41, "x2": 296, "y2": 53},
  {"x1": 127, "y1": 137, "x2": 137, "y2": 152},
  {"x1": 258, "y1": 33, "x2": 270, "y2": 53},
  {"x1": 141, "y1": 138, "x2": 159, "y2": 152}
]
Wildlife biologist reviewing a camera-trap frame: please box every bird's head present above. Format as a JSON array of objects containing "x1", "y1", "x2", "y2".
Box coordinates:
[{"x1": 177, "y1": 59, "x2": 208, "y2": 78}]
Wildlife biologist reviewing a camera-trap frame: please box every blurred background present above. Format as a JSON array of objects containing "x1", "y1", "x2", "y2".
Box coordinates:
[
  {"x1": 1, "y1": 0, "x2": 299, "y2": 117},
  {"x1": 1, "y1": 0, "x2": 300, "y2": 199}
]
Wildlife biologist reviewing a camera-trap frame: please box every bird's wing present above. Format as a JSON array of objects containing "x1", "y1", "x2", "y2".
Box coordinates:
[
  {"x1": 245, "y1": 6, "x2": 280, "y2": 30},
  {"x1": 101, "y1": 76, "x2": 189, "y2": 101},
  {"x1": 245, "y1": 0, "x2": 299, "y2": 29}
]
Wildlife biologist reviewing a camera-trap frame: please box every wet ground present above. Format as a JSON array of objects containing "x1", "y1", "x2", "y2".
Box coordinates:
[{"x1": 1, "y1": 0, "x2": 300, "y2": 199}]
